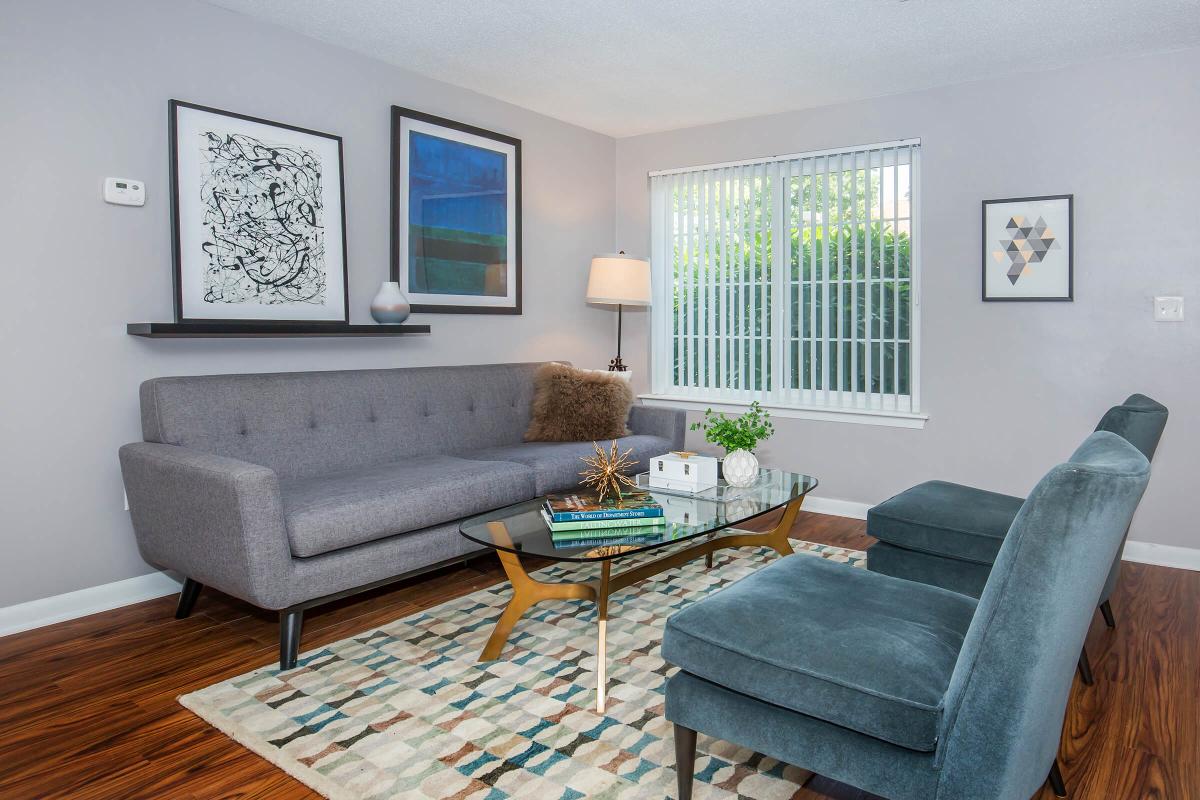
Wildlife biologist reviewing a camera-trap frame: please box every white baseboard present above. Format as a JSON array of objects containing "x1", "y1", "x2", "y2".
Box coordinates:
[
  {"x1": 802, "y1": 495, "x2": 871, "y2": 520},
  {"x1": 804, "y1": 495, "x2": 1200, "y2": 572},
  {"x1": 0, "y1": 571, "x2": 182, "y2": 639},
  {"x1": 1121, "y1": 540, "x2": 1200, "y2": 572}
]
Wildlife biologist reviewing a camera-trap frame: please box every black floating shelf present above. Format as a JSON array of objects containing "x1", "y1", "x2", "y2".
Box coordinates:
[{"x1": 127, "y1": 322, "x2": 431, "y2": 338}]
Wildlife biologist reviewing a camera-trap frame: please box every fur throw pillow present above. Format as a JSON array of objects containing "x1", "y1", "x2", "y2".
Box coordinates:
[{"x1": 524, "y1": 363, "x2": 634, "y2": 442}]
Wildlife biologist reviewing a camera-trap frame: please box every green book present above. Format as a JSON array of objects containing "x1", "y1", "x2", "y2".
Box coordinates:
[
  {"x1": 549, "y1": 520, "x2": 690, "y2": 546},
  {"x1": 550, "y1": 525, "x2": 668, "y2": 542},
  {"x1": 540, "y1": 510, "x2": 666, "y2": 532},
  {"x1": 552, "y1": 532, "x2": 664, "y2": 550}
]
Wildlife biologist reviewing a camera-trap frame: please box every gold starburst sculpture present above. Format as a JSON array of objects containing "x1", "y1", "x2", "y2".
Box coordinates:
[{"x1": 578, "y1": 440, "x2": 639, "y2": 504}]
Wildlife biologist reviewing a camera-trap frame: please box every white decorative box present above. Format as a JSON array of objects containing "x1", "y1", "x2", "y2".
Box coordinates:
[{"x1": 648, "y1": 451, "x2": 718, "y2": 493}]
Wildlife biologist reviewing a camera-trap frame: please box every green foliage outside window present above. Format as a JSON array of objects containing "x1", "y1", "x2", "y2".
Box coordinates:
[{"x1": 668, "y1": 165, "x2": 912, "y2": 397}]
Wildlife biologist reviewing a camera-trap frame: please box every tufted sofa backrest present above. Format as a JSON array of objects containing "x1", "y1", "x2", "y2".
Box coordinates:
[{"x1": 139, "y1": 363, "x2": 551, "y2": 479}]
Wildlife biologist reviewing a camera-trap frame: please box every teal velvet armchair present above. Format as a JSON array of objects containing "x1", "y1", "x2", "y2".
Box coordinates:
[
  {"x1": 865, "y1": 393, "x2": 1167, "y2": 684},
  {"x1": 664, "y1": 432, "x2": 1151, "y2": 799}
]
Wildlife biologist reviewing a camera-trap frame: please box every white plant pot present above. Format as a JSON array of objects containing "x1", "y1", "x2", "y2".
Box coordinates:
[
  {"x1": 722, "y1": 449, "x2": 759, "y2": 487},
  {"x1": 370, "y1": 281, "x2": 411, "y2": 324}
]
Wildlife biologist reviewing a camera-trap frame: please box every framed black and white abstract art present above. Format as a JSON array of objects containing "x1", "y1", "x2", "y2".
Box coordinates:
[
  {"x1": 982, "y1": 194, "x2": 1073, "y2": 302},
  {"x1": 169, "y1": 100, "x2": 349, "y2": 324},
  {"x1": 390, "y1": 106, "x2": 522, "y2": 314}
]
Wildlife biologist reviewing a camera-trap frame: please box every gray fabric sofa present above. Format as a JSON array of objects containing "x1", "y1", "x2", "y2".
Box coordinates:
[{"x1": 119, "y1": 362, "x2": 685, "y2": 669}]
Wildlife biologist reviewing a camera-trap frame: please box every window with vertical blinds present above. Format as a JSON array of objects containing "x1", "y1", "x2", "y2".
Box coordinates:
[{"x1": 647, "y1": 139, "x2": 921, "y2": 420}]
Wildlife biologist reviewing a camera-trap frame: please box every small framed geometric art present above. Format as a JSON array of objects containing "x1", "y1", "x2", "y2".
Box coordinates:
[
  {"x1": 982, "y1": 194, "x2": 1073, "y2": 302},
  {"x1": 390, "y1": 106, "x2": 522, "y2": 314},
  {"x1": 169, "y1": 100, "x2": 349, "y2": 324}
]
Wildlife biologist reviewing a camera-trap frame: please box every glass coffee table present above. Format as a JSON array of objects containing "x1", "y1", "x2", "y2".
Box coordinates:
[{"x1": 459, "y1": 469, "x2": 818, "y2": 711}]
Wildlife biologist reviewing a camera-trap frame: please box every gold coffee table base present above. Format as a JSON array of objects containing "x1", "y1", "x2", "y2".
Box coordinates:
[{"x1": 478, "y1": 494, "x2": 804, "y2": 712}]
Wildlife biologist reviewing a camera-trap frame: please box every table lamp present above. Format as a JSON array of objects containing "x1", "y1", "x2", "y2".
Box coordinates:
[{"x1": 587, "y1": 252, "x2": 651, "y2": 371}]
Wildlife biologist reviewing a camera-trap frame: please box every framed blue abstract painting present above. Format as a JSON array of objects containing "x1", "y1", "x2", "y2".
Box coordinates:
[{"x1": 390, "y1": 106, "x2": 522, "y2": 314}]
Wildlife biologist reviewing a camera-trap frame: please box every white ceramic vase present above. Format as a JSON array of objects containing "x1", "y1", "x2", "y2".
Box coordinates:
[
  {"x1": 370, "y1": 281, "x2": 411, "y2": 324},
  {"x1": 722, "y1": 449, "x2": 759, "y2": 487}
]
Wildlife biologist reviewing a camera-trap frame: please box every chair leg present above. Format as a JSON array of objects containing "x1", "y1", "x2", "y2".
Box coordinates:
[
  {"x1": 280, "y1": 609, "x2": 304, "y2": 670},
  {"x1": 1047, "y1": 759, "x2": 1067, "y2": 798},
  {"x1": 174, "y1": 578, "x2": 203, "y2": 619},
  {"x1": 674, "y1": 723, "x2": 697, "y2": 800},
  {"x1": 1099, "y1": 599, "x2": 1116, "y2": 629},
  {"x1": 1077, "y1": 647, "x2": 1094, "y2": 686}
]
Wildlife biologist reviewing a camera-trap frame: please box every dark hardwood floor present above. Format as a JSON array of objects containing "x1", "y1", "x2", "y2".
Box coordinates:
[{"x1": 0, "y1": 511, "x2": 1195, "y2": 799}]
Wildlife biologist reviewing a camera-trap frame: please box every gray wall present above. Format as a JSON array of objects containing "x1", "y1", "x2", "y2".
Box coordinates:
[
  {"x1": 616, "y1": 47, "x2": 1199, "y2": 549},
  {"x1": 0, "y1": 0, "x2": 617, "y2": 607},
  {"x1": 2, "y1": 1, "x2": 1194, "y2": 611}
]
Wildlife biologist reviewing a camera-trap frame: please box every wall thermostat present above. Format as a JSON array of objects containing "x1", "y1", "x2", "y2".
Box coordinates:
[{"x1": 104, "y1": 177, "x2": 145, "y2": 206}]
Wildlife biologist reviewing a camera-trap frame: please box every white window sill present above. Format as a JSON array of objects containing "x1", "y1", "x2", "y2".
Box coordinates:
[{"x1": 638, "y1": 394, "x2": 929, "y2": 429}]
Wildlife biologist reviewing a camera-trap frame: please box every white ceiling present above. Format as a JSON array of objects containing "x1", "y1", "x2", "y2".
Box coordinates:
[{"x1": 204, "y1": 0, "x2": 1200, "y2": 137}]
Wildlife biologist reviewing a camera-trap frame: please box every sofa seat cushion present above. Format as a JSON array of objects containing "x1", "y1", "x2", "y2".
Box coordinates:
[
  {"x1": 662, "y1": 554, "x2": 978, "y2": 751},
  {"x1": 281, "y1": 456, "x2": 537, "y2": 557},
  {"x1": 867, "y1": 480, "x2": 1023, "y2": 565},
  {"x1": 470, "y1": 434, "x2": 672, "y2": 495}
]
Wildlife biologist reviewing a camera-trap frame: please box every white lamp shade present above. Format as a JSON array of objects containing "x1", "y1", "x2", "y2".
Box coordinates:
[{"x1": 586, "y1": 253, "x2": 651, "y2": 306}]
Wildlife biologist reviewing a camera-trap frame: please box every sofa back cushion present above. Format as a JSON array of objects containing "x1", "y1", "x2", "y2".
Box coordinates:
[{"x1": 140, "y1": 363, "x2": 549, "y2": 479}]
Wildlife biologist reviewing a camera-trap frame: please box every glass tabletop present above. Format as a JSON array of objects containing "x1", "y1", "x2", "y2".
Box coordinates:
[{"x1": 459, "y1": 469, "x2": 818, "y2": 562}]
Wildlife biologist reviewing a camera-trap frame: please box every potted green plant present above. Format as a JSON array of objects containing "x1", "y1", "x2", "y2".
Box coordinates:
[{"x1": 689, "y1": 402, "x2": 775, "y2": 486}]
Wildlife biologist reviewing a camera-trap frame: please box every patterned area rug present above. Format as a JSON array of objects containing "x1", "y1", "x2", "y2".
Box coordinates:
[{"x1": 181, "y1": 539, "x2": 865, "y2": 799}]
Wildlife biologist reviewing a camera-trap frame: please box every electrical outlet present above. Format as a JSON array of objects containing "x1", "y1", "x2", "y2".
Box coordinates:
[{"x1": 1153, "y1": 296, "x2": 1184, "y2": 322}]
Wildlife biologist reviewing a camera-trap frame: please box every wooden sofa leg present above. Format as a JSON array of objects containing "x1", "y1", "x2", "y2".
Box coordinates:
[
  {"x1": 280, "y1": 609, "x2": 304, "y2": 670},
  {"x1": 175, "y1": 578, "x2": 203, "y2": 619},
  {"x1": 1099, "y1": 599, "x2": 1116, "y2": 629},
  {"x1": 1048, "y1": 759, "x2": 1067, "y2": 797},
  {"x1": 674, "y1": 723, "x2": 697, "y2": 800}
]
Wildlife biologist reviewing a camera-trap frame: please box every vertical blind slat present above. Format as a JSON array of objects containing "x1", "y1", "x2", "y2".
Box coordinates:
[
  {"x1": 676, "y1": 172, "x2": 686, "y2": 391},
  {"x1": 850, "y1": 149, "x2": 859, "y2": 401},
  {"x1": 835, "y1": 152, "x2": 844, "y2": 406},
  {"x1": 908, "y1": 145, "x2": 920, "y2": 413},
  {"x1": 747, "y1": 166, "x2": 757, "y2": 395},
  {"x1": 776, "y1": 160, "x2": 790, "y2": 398},
  {"x1": 735, "y1": 169, "x2": 746, "y2": 393},
  {"x1": 717, "y1": 169, "x2": 727, "y2": 392},
  {"x1": 759, "y1": 162, "x2": 770, "y2": 395},
  {"x1": 708, "y1": 170, "x2": 718, "y2": 391},
  {"x1": 864, "y1": 151, "x2": 873, "y2": 406},
  {"x1": 820, "y1": 154, "x2": 831, "y2": 408},
  {"x1": 892, "y1": 147, "x2": 901, "y2": 405},
  {"x1": 811, "y1": 158, "x2": 820, "y2": 407},
  {"x1": 683, "y1": 172, "x2": 693, "y2": 390},
  {"x1": 700, "y1": 172, "x2": 705, "y2": 391},
  {"x1": 876, "y1": 151, "x2": 886, "y2": 408}
]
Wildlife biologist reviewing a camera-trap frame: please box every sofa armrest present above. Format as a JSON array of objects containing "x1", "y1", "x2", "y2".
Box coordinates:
[
  {"x1": 118, "y1": 442, "x2": 293, "y2": 609},
  {"x1": 628, "y1": 404, "x2": 687, "y2": 450}
]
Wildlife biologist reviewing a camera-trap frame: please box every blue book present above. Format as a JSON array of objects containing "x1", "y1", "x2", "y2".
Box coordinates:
[{"x1": 543, "y1": 491, "x2": 664, "y2": 523}]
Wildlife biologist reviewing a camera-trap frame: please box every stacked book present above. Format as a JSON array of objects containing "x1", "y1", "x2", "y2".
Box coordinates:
[{"x1": 542, "y1": 491, "x2": 665, "y2": 548}]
